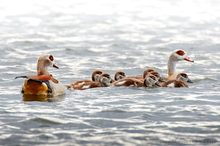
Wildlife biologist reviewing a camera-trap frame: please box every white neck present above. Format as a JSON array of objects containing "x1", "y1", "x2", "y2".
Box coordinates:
[
  {"x1": 37, "y1": 60, "x2": 50, "y2": 75},
  {"x1": 168, "y1": 56, "x2": 177, "y2": 76}
]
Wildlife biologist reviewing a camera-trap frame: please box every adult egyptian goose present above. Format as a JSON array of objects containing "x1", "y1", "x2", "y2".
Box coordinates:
[
  {"x1": 167, "y1": 50, "x2": 194, "y2": 80},
  {"x1": 16, "y1": 54, "x2": 65, "y2": 97}
]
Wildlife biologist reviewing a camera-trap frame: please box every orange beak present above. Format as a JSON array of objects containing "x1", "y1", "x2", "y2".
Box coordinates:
[
  {"x1": 184, "y1": 57, "x2": 194, "y2": 62},
  {"x1": 53, "y1": 64, "x2": 59, "y2": 69}
]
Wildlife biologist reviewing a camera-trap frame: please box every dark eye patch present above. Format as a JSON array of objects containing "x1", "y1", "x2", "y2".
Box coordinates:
[
  {"x1": 181, "y1": 73, "x2": 187, "y2": 78},
  {"x1": 176, "y1": 50, "x2": 185, "y2": 56},
  {"x1": 148, "y1": 69, "x2": 154, "y2": 72},
  {"x1": 103, "y1": 74, "x2": 110, "y2": 78},
  {"x1": 151, "y1": 72, "x2": 159, "y2": 77},
  {"x1": 120, "y1": 72, "x2": 125, "y2": 76},
  {"x1": 49, "y1": 55, "x2": 54, "y2": 61},
  {"x1": 97, "y1": 71, "x2": 102, "y2": 74},
  {"x1": 150, "y1": 75, "x2": 156, "y2": 80}
]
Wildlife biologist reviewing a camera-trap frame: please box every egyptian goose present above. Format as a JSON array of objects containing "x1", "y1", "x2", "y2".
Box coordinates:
[
  {"x1": 113, "y1": 77, "x2": 144, "y2": 87},
  {"x1": 67, "y1": 73, "x2": 112, "y2": 90},
  {"x1": 114, "y1": 71, "x2": 126, "y2": 81},
  {"x1": 66, "y1": 70, "x2": 103, "y2": 89},
  {"x1": 167, "y1": 50, "x2": 194, "y2": 80},
  {"x1": 113, "y1": 71, "x2": 160, "y2": 88},
  {"x1": 112, "y1": 69, "x2": 151, "y2": 87},
  {"x1": 143, "y1": 74, "x2": 161, "y2": 88},
  {"x1": 16, "y1": 54, "x2": 65, "y2": 97},
  {"x1": 162, "y1": 73, "x2": 191, "y2": 88},
  {"x1": 91, "y1": 70, "x2": 103, "y2": 81}
]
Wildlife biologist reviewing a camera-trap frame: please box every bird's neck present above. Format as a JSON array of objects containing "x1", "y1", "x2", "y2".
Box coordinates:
[
  {"x1": 168, "y1": 57, "x2": 177, "y2": 76},
  {"x1": 37, "y1": 60, "x2": 50, "y2": 76}
]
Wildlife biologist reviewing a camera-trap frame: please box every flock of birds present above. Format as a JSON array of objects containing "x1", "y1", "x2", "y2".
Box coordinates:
[{"x1": 16, "y1": 49, "x2": 194, "y2": 99}]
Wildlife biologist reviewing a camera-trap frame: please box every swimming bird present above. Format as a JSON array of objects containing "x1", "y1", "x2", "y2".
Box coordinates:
[
  {"x1": 113, "y1": 71, "x2": 160, "y2": 88},
  {"x1": 67, "y1": 73, "x2": 112, "y2": 90},
  {"x1": 16, "y1": 54, "x2": 65, "y2": 97},
  {"x1": 66, "y1": 70, "x2": 103, "y2": 89},
  {"x1": 137, "y1": 68, "x2": 165, "y2": 84},
  {"x1": 91, "y1": 70, "x2": 103, "y2": 81},
  {"x1": 162, "y1": 73, "x2": 191, "y2": 88},
  {"x1": 112, "y1": 69, "x2": 152, "y2": 87},
  {"x1": 143, "y1": 74, "x2": 161, "y2": 88},
  {"x1": 114, "y1": 71, "x2": 126, "y2": 81},
  {"x1": 167, "y1": 49, "x2": 194, "y2": 81},
  {"x1": 113, "y1": 77, "x2": 144, "y2": 87}
]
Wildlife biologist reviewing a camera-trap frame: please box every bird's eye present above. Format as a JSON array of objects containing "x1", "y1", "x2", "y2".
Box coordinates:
[
  {"x1": 151, "y1": 76, "x2": 156, "y2": 80},
  {"x1": 49, "y1": 55, "x2": 54, "y2": 61},
  {"x1": 181, "y1": 73, "x2": 187, "y2": 78},
  {"x1": 103, "y1": 74, "x2": 110, "y2": 78},
  {"x1": 176, "y1": 50, "x2": 185, "y2": 56}
]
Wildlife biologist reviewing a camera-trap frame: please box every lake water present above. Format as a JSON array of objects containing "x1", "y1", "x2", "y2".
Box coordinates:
[{"x1": 1, "y1": 0, "x2": 220, "y2": 145}]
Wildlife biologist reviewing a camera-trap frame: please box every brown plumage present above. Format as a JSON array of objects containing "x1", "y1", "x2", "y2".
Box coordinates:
[
  {"x1": 114, "y1": 71, "x2": 126, "y2": 81},
  {"x1": 91, "y1": 70, "x2": 103, "y2": 81},
  {"x1": 67, "y1": 73, "x2": 112, "y2": 90},
  {"x1": 113, "y1": 78, "x2": 144, "y2": 87},
  {"x1": 161, "y1": 73, "x2": 190, "y2": 88},
  {"x1": 143, "y1": 74, "x2": 161, "y2": 88},
  {"x1": 18, "y1": 54, "x2": 65, "y2": 97}
]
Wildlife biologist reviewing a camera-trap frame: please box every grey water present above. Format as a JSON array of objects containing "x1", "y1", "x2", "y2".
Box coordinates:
[{"x1": 1, "y1": 0, "x2": 220, "y2": 145}]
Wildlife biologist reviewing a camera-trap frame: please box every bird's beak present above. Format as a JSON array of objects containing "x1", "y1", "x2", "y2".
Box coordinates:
[
  {"x1": 187, "y1": 78, "x2": 193, "y2": 83},
  {"x1": 155, "y1": 82, "x2": 161, "y2": 87},
  {"x1": 53, "y1": 64, "x2": 59, "y2": 69},
  {"x1": 184, "y1": 56, "x2": 194, "y2": 62},
  {"x1": 110, "y1": 78, "x2": 114, "y2": 83},
  {"x1": 159, "y1": 77, "x2": 165, "y2": 82}
]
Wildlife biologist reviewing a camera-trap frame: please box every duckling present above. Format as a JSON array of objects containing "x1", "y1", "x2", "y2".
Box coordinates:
[
  {"x1": 162, "y1": 73, "x2": 191, "y2": 88},
  {"x1": 66, "y1": 70, "x2": 103, "y2": 89},
  {"x1": 143, "y1": 74, "x2": 161, "y2": 88},
  {"x1": 68, "y1": 73, "x2": 112, "y2": 90},
  {"x1": 114, "y1": 71, "x2": 126, "y2": 81},
  {"x1": 113, "y1": 77, "x2": 144, "y2": 87}
]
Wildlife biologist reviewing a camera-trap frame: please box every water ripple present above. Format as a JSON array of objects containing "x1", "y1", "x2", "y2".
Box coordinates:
[{"x1": 1, "y1": 0, "x2": 220, "y2": 145}]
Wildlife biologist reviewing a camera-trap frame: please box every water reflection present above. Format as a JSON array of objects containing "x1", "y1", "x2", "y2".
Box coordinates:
[
  {"x1": 22, "y1": 94, "x2": 64, "y2": 102},
  {"x1": 1, "y1": 0, "x2": 220, "y2": 145}
]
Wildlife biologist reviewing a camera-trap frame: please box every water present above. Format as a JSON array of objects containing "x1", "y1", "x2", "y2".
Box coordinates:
[{"x1": 1, "y1": 0, "x2": 220, "y2": 145}]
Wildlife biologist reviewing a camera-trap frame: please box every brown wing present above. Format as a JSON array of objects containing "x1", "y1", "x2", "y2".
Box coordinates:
[
  {"x1": 68, "y1": 80, "x2": 101, "y2": 90},
  {"x1": 114, "y1": 78, "x2": 143, "y2": 87},
  {"x1": 174, "y1": 80, "x2": 188, "y2": 88},
  {"x1": 22, "y1": 79, "x2": 49, "y2": 95}
]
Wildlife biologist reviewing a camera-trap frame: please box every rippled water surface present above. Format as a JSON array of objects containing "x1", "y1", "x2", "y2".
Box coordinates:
[{"x1": 1, "y1": 0, "x2": 220, "y2": 145}]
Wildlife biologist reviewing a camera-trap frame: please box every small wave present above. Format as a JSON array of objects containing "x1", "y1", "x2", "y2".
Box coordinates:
[
  {"x1": 24, "y1": 116, "x2": 68, "y2": 125},
  {"x1": 192, "y1": 138, "x2": 218, "y2": 144},
  {"x1": 100, "y1": 109, "x2": 127, "y2": 113},
  {"x1": 192, "y1": 77, "x2": 218, "y2": 83}
]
